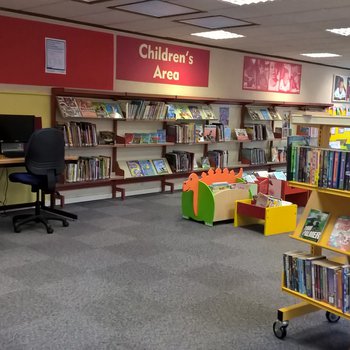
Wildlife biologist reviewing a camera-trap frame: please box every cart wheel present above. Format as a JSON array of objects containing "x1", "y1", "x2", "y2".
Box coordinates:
[
  {"x1": 326, "y1": 311, "x2": 340, "y2": 323},
  {"x1": 63, "y1": 220, "x2": 69, "y2": 227},
  {"x1": 273, "y1": 320, "x2": 288, "y2": 339},
  {"x1": 46, "y1": 226, "x2": 54, "y2": 234}
]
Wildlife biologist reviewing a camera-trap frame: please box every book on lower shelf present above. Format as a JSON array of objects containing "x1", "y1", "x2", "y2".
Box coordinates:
[
  {"x1": 138, "y1": 159, "x2": 157, "y2": 176},
  {"x1": 152, "y1": 158, "x2": 171, "y2": 174},
  {"x1": 127, "y1": 160, "x2": 144, "y2": 177},
  {"x1": 300, "y1": 209, "x2": 330, "y2": 243},
  {"x1": 234, "y1": 128, "x2": 249, "y2": 141},
  {"x1": 328, "y1": 216, "x2": 350, "y2": 252}
]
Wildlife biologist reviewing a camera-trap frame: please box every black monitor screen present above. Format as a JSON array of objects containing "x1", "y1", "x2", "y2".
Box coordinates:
[{"x1": 0, "y1": 115, "x2": 35, "y2": 143}]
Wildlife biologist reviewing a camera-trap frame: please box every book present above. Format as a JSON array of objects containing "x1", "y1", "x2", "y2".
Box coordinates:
[
  {"x1": 200, "y1": 104, "x2": 216, "y2": 120},
  {"x1": 188, "y1": 105, "x2": 203, "y2": 119},
  {"x1": 195, "y1": 124, "x2": 205, "y2": 143},
  {"x1": 57, "y1": 96, "x2": 82, "y2": 118},
  {"x1": 104, "y1": 102, "x2": 124, "y2": 119},
  {"x1": 174, "y1": 103, "x2": 192, "y2": 119},
  {"x1": 300, "y1": 209, "x2": 330, "y2": 242},
  {"x1": 152, "y1": 159, "x2": 170, "y2": 174},
  {"x1": 203, "y1": 125, "x2": 217, "y2": 142},
  {"x1": 138, "y1": 159, "x2": 156, "y2": 176},
  {"x1": 75, "y1": 98, "x2": 97, "y2": 118},
  {"x1": 224, "y1": 126, "x2": 232, "y2": 141},
  {"x1": 234, "y1": 128, "x2": 249, "y2": 141},
  {"x1": 99, "y1": 131, "x2": 115, "y2": 145},
  {"x1": 328, "y1": 216, "x2": 350, "y2": 252},
  {"x1": 127, "y1": 160, "x2": 143, "y2": 177}
]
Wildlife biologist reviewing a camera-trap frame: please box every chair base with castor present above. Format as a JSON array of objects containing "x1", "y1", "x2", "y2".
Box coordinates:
[{"x1": 10, "y1": 186, "x2": 74, "y2": 234}]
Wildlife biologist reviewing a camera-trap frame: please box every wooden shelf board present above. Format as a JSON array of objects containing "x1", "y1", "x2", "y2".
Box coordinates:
[
  {"x1": 292, "y1": 115, "x2": 350, "y2": 127},
  {"x1": 124, "y1": 142, "x2": 175, "y2": 148},
  {"x1": 289, "y1": 234, "x2": 350, "y2": 257},
  {"x1": 282, "y1": 287, "x2": 350, "y2": 320},
  {"x1": 287, "y1": 181, "x2": 350, "y2": 197}
]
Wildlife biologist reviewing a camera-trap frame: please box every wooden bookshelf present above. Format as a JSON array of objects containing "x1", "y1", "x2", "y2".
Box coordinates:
[{"x1": 51, "y1": 87, "x2": 331, "y2": 201}]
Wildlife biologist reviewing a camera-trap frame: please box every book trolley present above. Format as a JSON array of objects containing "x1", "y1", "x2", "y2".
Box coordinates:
[{"x1": 273, "y1": 113, "x2": 350, "y2": 339}]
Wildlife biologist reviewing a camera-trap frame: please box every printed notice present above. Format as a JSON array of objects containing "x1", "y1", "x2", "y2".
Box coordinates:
[{"x1": 45, "y1": 38, "x2": 66, "y2": 74}]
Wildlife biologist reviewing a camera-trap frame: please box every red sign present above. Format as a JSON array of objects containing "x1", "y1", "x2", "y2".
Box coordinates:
[
  {"x1": 243, "y1": 56, "x2": 302, "y2": 94},
  {"x1": 116, "y1": 36, "x2": 210, "y2": 87}
]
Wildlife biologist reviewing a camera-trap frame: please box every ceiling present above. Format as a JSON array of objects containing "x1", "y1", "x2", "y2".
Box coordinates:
[{"x1": 1, "y1": 0, "x2": 350, "y2": 69}]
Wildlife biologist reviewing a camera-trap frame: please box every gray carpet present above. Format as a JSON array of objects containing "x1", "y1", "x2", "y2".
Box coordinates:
[{"x1": 0, "y1": 191, "x2": 349, "y2": 350}]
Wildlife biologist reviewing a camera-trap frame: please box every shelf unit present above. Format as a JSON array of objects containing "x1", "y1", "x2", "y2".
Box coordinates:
[
  {"x1": 51, "y1": 88, "x2": 332, "y2": 201},
  {"x1": 274, "y1": 115, "x2": 350, "y2": 340}
]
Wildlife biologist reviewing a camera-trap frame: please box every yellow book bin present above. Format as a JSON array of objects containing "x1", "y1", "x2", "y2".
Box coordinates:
[{"x1": 234, "y1": 199, "x2": 297, "y2": 236}]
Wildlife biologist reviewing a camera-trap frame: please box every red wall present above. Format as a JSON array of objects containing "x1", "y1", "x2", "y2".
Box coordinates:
[{"x1": 0, "y1": 15, "x2": 114, "y2": 90}]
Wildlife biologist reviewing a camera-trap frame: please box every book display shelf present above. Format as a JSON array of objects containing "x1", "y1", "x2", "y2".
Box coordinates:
[
  {"x1": 273, "y1": 115, "x2": 350, "y2": 340},
  {"x1": 51, "y1": 88, "x2": 331, "y2": 200}
]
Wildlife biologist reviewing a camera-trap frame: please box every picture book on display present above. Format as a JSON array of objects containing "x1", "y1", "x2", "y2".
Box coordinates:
[
  {"x1": 57, "y1": 96, "x2": 82, "y2": 118},
  {"x1": 138, "y1": 160, "x2": 156, "y2": 176},
  {"x1": 152, "y1": 159, "x2": 169, "y2": 174},
  {"x1": 234, "y1": 128, "x2": 249, "y2": 141},
  {"x1": 300, "y1": 209, "x2": 330, "y2": 242},
  {"x1": 127, "y1": 161, "x2": 143, "y2": 177},
  {"x1": 328, "y1": 216, "x2": 350, "y2": 252}
]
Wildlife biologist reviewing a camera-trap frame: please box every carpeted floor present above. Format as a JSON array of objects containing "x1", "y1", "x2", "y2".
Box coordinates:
[{"x1": 0, "y1": 191, "x2": 348, "y2": 350}]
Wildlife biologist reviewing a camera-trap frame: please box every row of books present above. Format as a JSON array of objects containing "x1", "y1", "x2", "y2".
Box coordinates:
[
  {"x1": 246, "y1": 106, "x2": 283, "y2": 121},
  {"x1": 167, "y1": 103, "x2": 216, "y2": 120},
  {"x1": 126, "y1": 159, "x2": 171, "y2": 177},
  {"x1": 166, "y1": 123, "x2": 231, "y2": 144},
  {"x1": 57, "y1": 96, "x2": 217, "y2": 121},
  {"x1": 57, "y1": 96, "x2": 124, "y2": 119},
  {"x1": 207, "y1": 150, "x2": 229, "y2": 168},
  {"x1": 65, "y1": 156, "x2": 111, "y2": 182},
  {"x1": 245, "y1": 124, "x2": 275, "y2": 141},
  {"x1": 288, "y1": 145, "x2": 350, "y2": 190},
  {"x1": 299, "y1": 209, "x2": 350, "y2": 252},
  {"x1": 283, "y1": 251, "x2": 350, "y2": 313},
  {"x1": 120, "y1": 100, "x2": 168, "y2": 120},
  {"x1": 240, "y1": 148, "x2": 267, "y2": 165},
  {"x1": 57, "y1": 122, "x2": 98, "y2": 147},
  {"x1": 123, "y1": 130, "x2": 166, "y2": 144},
  {"x1": 165, "y1": 151, "x2": 194, "y2": 173}
]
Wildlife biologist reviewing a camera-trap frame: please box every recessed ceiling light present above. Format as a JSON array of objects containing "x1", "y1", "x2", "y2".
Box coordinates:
[
  {"x1": 326, "y1": 27, "x2": 350, "y2": 36},
  {"x1": 178, "y1": 16, "x2": 255, "y2": 29},
  {"x1": 109, "y1": 0, "x2": 201, "y2": 18},
  {"x1": 301, "y1": 53, "x2": 341, "y2": 58},
  {"x1": 220, "y1": 0, "x2": 275, "y2": 5},
  {"x1": 191, "y1": 30, "x2": 245, "y2": 40}
]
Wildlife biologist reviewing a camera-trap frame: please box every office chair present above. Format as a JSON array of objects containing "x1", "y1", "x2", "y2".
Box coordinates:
[{"x1": 9, "y1": 128, "x2": 77, "y2": 233}]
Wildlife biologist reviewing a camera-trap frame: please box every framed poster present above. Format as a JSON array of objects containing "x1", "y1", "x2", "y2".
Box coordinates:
[
  {"x1": 332, "y1": 75, "x2": 348, "y2": 102},
  {"x1": 242, "y1": 56, "x2": 302, "y2": 94}
]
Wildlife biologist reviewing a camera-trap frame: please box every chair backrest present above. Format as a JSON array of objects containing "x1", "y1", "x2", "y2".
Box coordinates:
[{"x1": 25, "y1": 128, "x2": 65, "y2": 190}]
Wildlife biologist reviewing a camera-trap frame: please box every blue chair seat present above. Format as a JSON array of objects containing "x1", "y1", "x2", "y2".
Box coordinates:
[{"x1": 9, "y1": 172, "x2": 47, "y2": 188}]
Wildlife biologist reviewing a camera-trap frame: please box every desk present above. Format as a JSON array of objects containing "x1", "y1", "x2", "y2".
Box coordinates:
[
  {"x1": 0, "y1": 156, "x2": 25, "y2": 166},
  {"x1": 0, "y1": 155, "x2": 78, "y2": 212}
]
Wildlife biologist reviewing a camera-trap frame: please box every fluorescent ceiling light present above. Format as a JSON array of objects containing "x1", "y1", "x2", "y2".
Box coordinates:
[
  {"x1": 178, "y1": 16, "x2": 254, "y2": 29},
  {"x1": 326, "y1": 27, "x2": 350, "y2": 36},
  {"x1": 110, "y1": 0, "x2": 200, "y2": 18},
  {"x1": 191, "y1": 30, "x2": 244, "y2": 40},
  {"x1": 301, "y1": 53, "x2": 341, "y2": 58},
  {"x1": 221, "y1": 0, "x2": 275, "y2": 5}
]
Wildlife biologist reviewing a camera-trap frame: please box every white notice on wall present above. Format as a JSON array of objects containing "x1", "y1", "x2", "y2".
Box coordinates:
[{"x1": 45, "y1": 38, "x2": 66, "y2": 74}]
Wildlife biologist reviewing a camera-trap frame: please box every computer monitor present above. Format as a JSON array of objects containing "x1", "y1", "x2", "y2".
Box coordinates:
[{"x1": 0, "y1": 115, "x2": 36, "y2": 144}]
